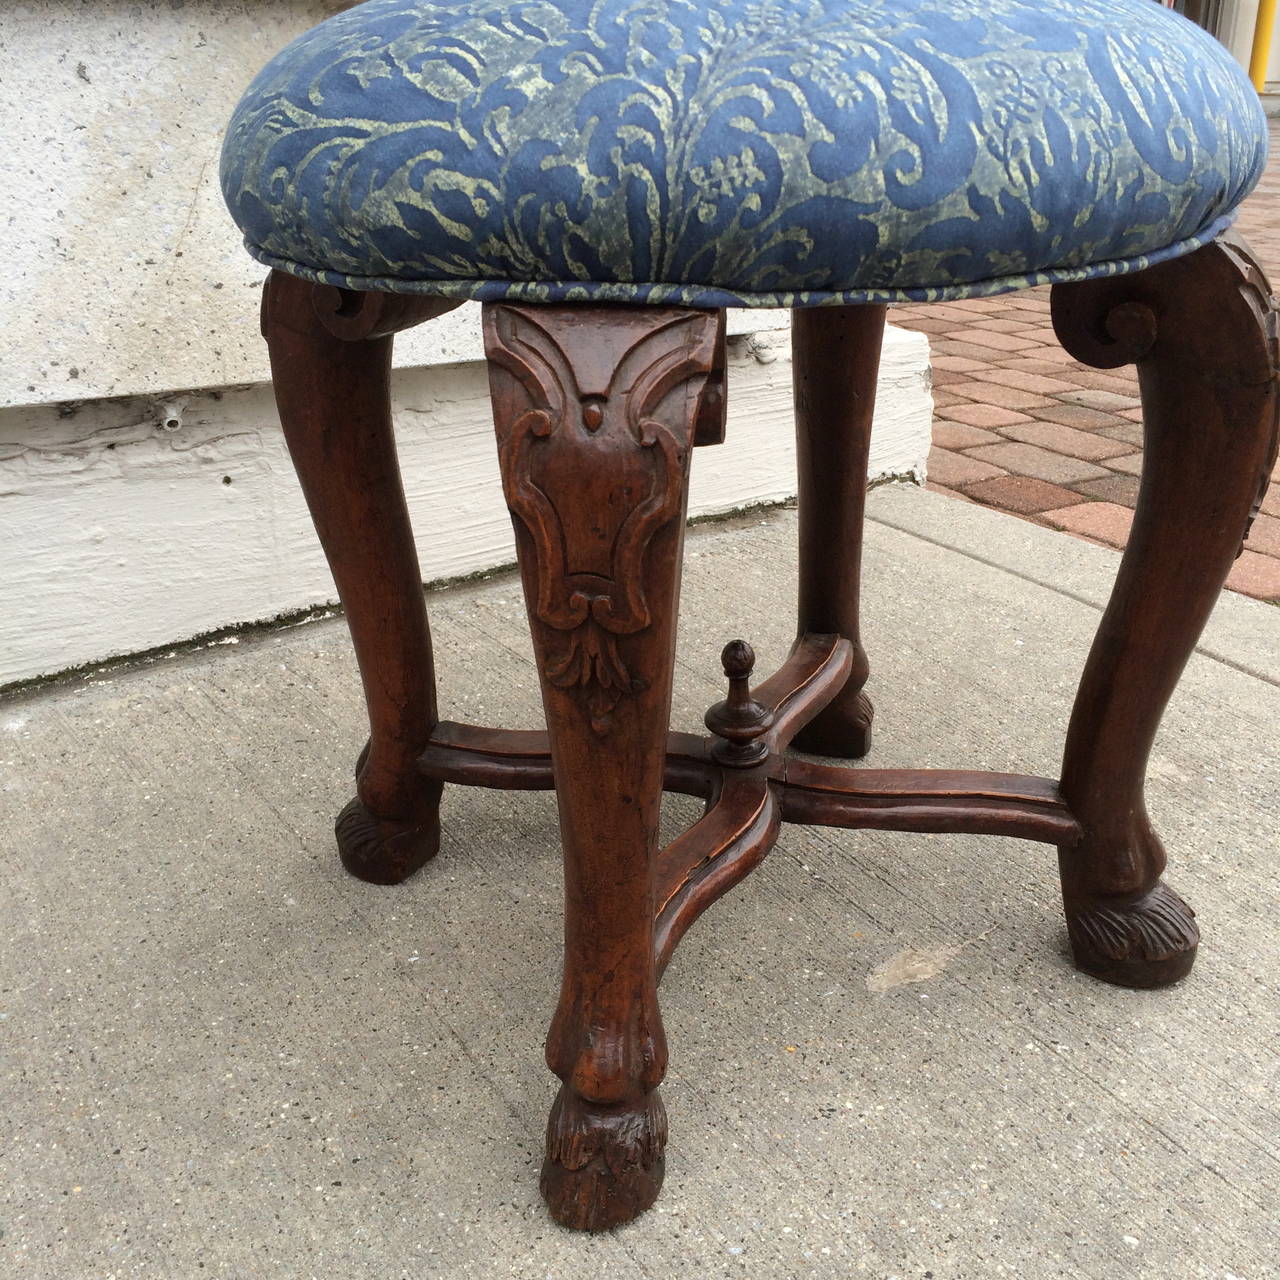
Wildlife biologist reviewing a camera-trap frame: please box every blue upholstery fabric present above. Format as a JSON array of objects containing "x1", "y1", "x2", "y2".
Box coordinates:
[{"x1": 221, "y1": 0, "x2": 1266, "y2": 308}]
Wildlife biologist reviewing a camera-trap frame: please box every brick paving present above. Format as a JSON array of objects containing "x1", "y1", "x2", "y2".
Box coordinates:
[{"x1": 891, "y1": 119, "x2": 1280, "y2": 602}]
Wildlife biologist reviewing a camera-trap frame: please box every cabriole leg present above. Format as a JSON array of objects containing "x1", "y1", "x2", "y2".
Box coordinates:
[
  {"x1": 1050, "y1": 235, "x2": 1279, "y2": 987},
  {"x1": 483, "y1": 301, "x2": 722, "y2": 1230},
  {"x1": 263, "y1": 271, "x2": 452, "y2": 884},
  {"x1": 791, "y1": 305, "x2": 887, "y2": 757}
]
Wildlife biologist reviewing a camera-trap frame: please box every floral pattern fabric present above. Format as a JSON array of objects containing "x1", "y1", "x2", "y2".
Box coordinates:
[{"x1": 220, "y1": 0, "x2": 1267, "y2": 308}]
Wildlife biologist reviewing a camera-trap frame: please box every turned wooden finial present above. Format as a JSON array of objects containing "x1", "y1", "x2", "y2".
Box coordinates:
[{"x1": 704, "y1": 640, "x2": 774, "y2": 766}]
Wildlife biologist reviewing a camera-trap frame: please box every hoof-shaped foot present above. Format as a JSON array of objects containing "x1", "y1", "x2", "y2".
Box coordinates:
[
  {"x1": 334, "y1": 795, "x2": 440, "y2": 885},
  {"x1": 791, "y1": 690, "x2": 873, "y2": 758},
  {"x1": 1066, "y1": 881, "x2": 1199, "y2": 989},
  {"x1": 540, "y1": 1085, "x2": 667, "y2": 1232}
]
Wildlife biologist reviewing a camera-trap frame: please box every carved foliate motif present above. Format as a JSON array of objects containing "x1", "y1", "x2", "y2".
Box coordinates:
[
  {"x1": 485, "y1": 304, "x2": 722, "y2": 730},
  {"x1": 1222, "y1": 237, "x2": 1280, "y2": 555},
  {"x1": 1067, "y1": 882, "x2": 1199, "y2": 964}
]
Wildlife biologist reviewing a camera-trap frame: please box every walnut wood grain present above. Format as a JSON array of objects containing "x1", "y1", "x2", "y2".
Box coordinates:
[
  {"x1": 790, "y1": 305, "x2": 887, "y2": 757},
  {"x1": 1050, "y1": 231, "x2": 1280, "y2": 988},
  {"x1": 653, "y1": 775, "x2": 781, "y2": 975},
  {"x1": 417, "y1": 722, "x2": 714, "y2": 797},
  {"x1": 263, "y1": 271, "x2": 443, "y2": 884},
  {"x1": 305, "y1": 283, "x2": 461, "y2": 341},
  {"x1": 417, "y1": 722, "x2": 1079, "y2": 845},
  {"x1": 777, "y1": 761, "x2": 1080, "y2": 844},
  {"x1": 484, "y1": 301, "x2": 722, "y2": 1231},
  {"x1": 756, "y1": 633, "x2": 854, "y2": 753}
]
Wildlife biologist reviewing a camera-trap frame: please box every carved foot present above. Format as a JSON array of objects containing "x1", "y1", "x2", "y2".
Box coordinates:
[
  {"x1": 334, "y1": 795, "x2": 440, "y2": 885},
  {"x1": 540, "y1": 1086, "x2": 667, "y2": 1232},
  {"x1": 790, "y1": 690, "x2": 874, "y2": 759},
  {"x1": 1066, "y1": 881, "x2": 1199, "y2": 989}
]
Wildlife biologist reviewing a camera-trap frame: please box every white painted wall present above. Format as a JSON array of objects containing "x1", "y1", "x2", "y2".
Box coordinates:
[
  {"x1": 1220, "y1": 0, "x2": 1262, "y2": 72},
  {"x1": 1213, "y1": 0, "x2": 1280, "y2": 85},
  {"x1": 0, "y1": 326, "x2": 932, "y2": 688}
]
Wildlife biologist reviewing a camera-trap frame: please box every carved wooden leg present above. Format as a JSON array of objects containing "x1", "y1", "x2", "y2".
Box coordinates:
[
  {"x1": 790, "y1": 305, "x2": 887, "y2": 757},
  {"x1": 263, "y1": 271, "x2": 457, "y2": 884},
  {"x1": 483, "y1": 302, "x2": 722, "y2": 1230},
  {"x1": 1051, "y1": 234, "x2": 1280, "y2": 988}
]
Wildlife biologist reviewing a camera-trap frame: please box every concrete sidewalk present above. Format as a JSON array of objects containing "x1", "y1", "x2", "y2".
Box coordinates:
[{"x1": 3, "y1": 487, "x2": 1278, "y2": 1279}]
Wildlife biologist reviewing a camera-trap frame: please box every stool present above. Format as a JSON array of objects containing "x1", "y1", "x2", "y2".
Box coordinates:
[{"x1": 222, "y1": 0, "x2": 1279, "y2": 1231}]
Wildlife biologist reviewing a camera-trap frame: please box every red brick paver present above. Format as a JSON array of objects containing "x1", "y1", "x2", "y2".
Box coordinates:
[
  {"x1": 1042, "y1": 501, "x2": 1135, "y2": 550},
  {"x1": 1074, "y1": 474, "x2": 1141, "y2": 506},
  {"x1": 965, "y1": 441, "x2": 1109, "y2": 486},
  {"x1": 932, "y1": 422, "x2": 1003, "y2": 450},
  {"x1": 926, "y1": 446, "x2": 1007, "y2": 488},
  {"x1": 1246, "y1": 512, "x2": 1280, "y2": 557},
  {"x1": 939, "y1": 403, "x2": 1033, "y2": 429},
  {"x1": 999, "y1": 421, "x2": 1133, "y2": 461},
  {"x1": 965, "y1": 475, "x2": 1086, "y2": 514},
  {"x1": 1227, "y1": 550, "x2": 1280, "y2": 598},
  {"x1": 891, "y1": 118, "x2": 1280, "y2": 603}
]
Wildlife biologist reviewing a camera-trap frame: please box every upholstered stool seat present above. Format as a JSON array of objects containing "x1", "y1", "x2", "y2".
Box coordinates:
[
  {"x1": 222, "y1": 0, "x2": 1278, "y2": 1237},
  {"x1": 222, "y1": 0, "x2": 1265, "y2": 307}
]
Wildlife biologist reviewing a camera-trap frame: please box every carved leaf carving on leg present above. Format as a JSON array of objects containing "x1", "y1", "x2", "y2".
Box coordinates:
[
  {"x1": 485, "y1": 305, "x2": 721, "y2": 732},
  {"x1": 485, "y1": 302, "x2": 721, "y2": 1230},
  {"x1": 1220, "y1": 235, "x2": 1280, "y2": 557},
  {"x1": 540, "y1": 1086, "x2": 668, "y2": 1231},
  {"x1": 545, "y1": 1087, "x2": 669, "y2": 1175},
  {"x1": 1067, "y1": 882, "x2": 1199, "y2": 965},
  {"x1": 544, "y1": 619, "x2": 638, "y2": 733}
]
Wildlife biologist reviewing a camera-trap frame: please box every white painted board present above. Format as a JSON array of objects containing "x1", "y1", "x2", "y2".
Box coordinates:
[{"x1": 0, "y1": 326, "x2": 931, "y2": 686}]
